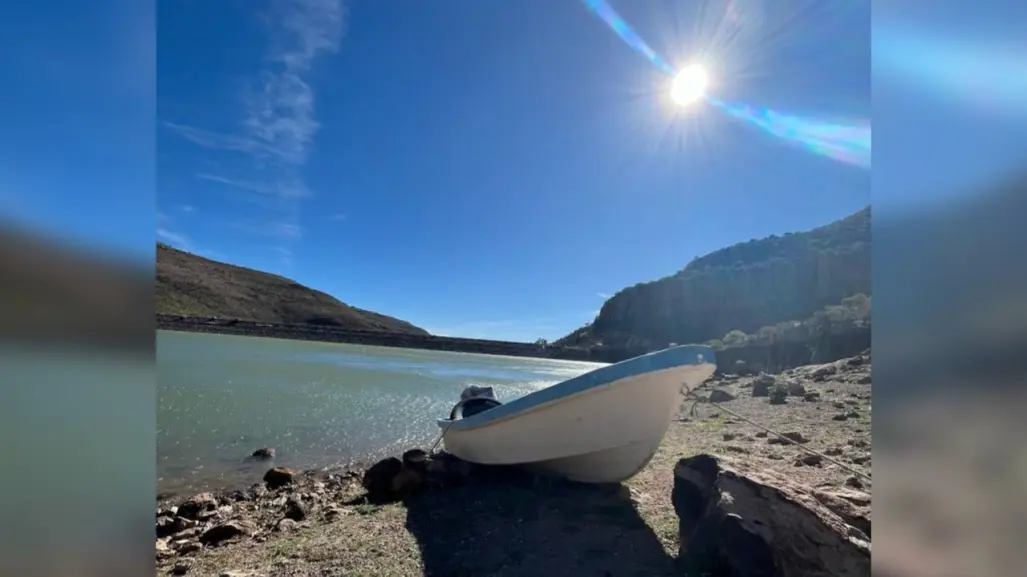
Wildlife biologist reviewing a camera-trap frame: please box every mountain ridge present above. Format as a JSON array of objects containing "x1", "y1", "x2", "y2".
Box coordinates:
[
  {"x1": 558, "y1": 206, "x2": 871, "y2": 351},
  {"x1": 156, "y1": 243, "x2": 429, "y2": 335}
]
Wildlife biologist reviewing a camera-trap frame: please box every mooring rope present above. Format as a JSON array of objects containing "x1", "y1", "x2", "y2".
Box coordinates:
[
  {"x1": 427, "y1": 419, "x2": 454, "y2": 456},
  {"x1": 681, "y1": 382, "x2": 873, "y2": 482}
]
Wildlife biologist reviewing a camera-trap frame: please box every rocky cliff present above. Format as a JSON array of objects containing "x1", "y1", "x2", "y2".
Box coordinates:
[{"x1": 558, "y1": 207, "x2": 871, "y2": 352}]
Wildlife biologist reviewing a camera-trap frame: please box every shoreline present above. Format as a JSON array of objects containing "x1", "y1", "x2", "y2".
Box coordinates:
[
  {"x1": 157, "y1": 314, "x2": 604, "y2": 362},
  {"x1": 157, "y1": 314, "x2": 872, "y2": 372},
  {"x1": 157, "y1": 452, "x2": 403, "y2": 505},
  {"x1": 156, "y1": 354, "x2": 873, "y2": 576}
]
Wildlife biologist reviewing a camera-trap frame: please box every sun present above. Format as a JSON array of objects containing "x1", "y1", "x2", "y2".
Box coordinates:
[{"x1": 670, "y1": 64, "x2": 709, "y2": 107}]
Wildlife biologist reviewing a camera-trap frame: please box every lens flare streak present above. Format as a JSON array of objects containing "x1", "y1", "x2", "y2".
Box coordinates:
[
  {"x1": 581, "y1": 0, "x2": 871, "y2": 168},
  {"x1": 582, "y1": 0, "x2": 676, "y2": 75},
  {"x1": 875, "y1": 25, "x2": 1027, "y2": 119}
]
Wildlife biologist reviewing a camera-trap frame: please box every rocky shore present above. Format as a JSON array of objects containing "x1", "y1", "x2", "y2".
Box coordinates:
[{"x1": 156, "y1": 353, "x2": 872, "y2": 576}]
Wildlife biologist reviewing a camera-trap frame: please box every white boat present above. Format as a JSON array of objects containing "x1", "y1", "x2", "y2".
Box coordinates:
[{"x1": 437, "y1": 345, "x2": 716, "y2": 483}]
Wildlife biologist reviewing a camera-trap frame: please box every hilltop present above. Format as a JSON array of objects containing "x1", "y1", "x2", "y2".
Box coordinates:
[
  {"x1": 558, "y1": 207, "x2": 871, "y2": 356},
  {"x1": 156, "y1": 243, "x2": 429, "y2": 335}
]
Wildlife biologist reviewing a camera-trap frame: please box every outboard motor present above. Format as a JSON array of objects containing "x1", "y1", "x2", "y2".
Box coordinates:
[{"x1": 449, "y1": 385, "x2": 503, "y2": 420}]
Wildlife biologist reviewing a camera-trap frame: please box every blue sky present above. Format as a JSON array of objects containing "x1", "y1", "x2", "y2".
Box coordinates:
[
  {"x1": 0, "y1": 1, "x2": 1023, "y2": 342},
  {"x1": 4, "y1": 0, "x2": 878, "y2": 342},
  {"x1": 155, "y1": 0, "x2": 872, "y2": 341}
]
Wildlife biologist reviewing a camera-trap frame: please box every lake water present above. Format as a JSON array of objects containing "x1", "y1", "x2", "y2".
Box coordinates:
[{"x1": 157, "y1": 330, "x2": 605, "y2": 496}]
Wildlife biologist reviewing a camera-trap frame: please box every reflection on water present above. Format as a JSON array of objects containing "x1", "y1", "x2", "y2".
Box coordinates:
[{"x1": 157, "y1": 331, "x2": 603, "y2": 496}]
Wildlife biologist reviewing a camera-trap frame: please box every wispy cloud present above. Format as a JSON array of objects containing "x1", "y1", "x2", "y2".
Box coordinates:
[
  {"x1": 162, "y1": 0, "x2": 346, "y2": 246},
  {"x1": 178, "y1": 204, "x2": 196, "y2": 213},
  {"x1": 229, "y1": 220, "x2": 304, "y2": 239},
  {"x1": 157, "y1": 209, "x2": 220, "y2": 258},
  {"x1": 329, "y1": 212, "x2": 347, "y2": 221},
  {"x1": 597, "y1": 292, "x2": 611, "y2": 299},
  {"x1": 196, "y1": 173, "x2": 310, "y2": 200},
  {"x1": 157, "y1": 228, "x2": 189, "y2": 247},
  {"x1": 271, "y1": 245, "x2": 293, "y2": 265}
]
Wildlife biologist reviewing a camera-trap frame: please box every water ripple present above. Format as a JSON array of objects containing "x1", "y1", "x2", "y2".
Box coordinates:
[{"x1": 157, "y1": 331, "x2": 603, "y2": 495}]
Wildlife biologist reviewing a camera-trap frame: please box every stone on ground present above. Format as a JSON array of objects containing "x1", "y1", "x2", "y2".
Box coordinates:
[
  {"x1": 709, "y1": 389, "x2": 736, "y2": 403},
  {"x1": 262, "y1": 466, "x2": 296, "y2": 490},
  {"x1": 672, "y1": 454, "x2": 870, "y2": 576},
  {"x1": 751, "y1": 374, "x2": 775, "y2": 397}
]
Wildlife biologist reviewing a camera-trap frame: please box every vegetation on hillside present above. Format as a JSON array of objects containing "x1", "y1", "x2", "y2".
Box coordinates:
[
  {"x1": 704, "y1": 293, "x2": 871, "y2": 351},
  {"x1": 156, "y1": 243, "x2": 429, "y2": 335},
  {"x1": 557, "y1": 207, "x2": 870, "y2": 351}
]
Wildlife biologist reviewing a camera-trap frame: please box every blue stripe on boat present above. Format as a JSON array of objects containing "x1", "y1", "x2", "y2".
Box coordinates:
[{"x1": 437, "y1": 344, "x2": 715, "y2": 432}]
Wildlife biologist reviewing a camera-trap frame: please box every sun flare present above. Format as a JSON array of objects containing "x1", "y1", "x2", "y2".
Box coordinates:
[{"x1": 670, "y1": 64, "x2": 709, "y2": 106}]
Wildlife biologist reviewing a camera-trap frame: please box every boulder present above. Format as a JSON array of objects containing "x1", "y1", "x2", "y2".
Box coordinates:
[
  {"x1": 176, "y1": 492, "x2": 218, "y2": 520},
  {"x1": 426, "y1": 451, "x2": 476, "y2": 486},
  {"x1": 156, "y1": 539, "x2": 173, "y2": 561},
  {"x1": 796, "y1": 454, "x2": 823, "y2": 467},
  {"x1": 283, "y1": 496, "x2": 306, "y2": 521},
  {"x1": 785, "y1": 379, "x2": 806, "y2": 396},
  {"x1": 251, "y1": 447, "x2": 275, "y2": 459},
  {"x1": 199, "y1": 520, "x2": 255, "y2": 546},
  {"x1": 767, "y1": 431, "x2": 807, "y2": 445},
  {"x1": 274, "y1": 518, "x2": 299, "y2": 533},
  {"x1": 156, "y1": 515, "x2": 190, "y2": 538},
  {"x1": 263, "y1": 467, "x2": 297, "y2": 490},
  {"x1": 751, "y1": 374, "x2": 775, "y2": 397},
  {"x1": 672, "y1": 454, "x2": 870, "y2": 576},
  {"x1": 362, "y1": 457, "x2": 405, "y2": 499},
  {"x1": 809, "y1": 364, "x2": 838, "y2": 380},
  {"x1": 402, "y1": 448, "x2": 429, "y2": 472},
  {"x1": 708, "y1": 389, "x2": 736, "y2": 403},
  {"x1": 391, "y1": 466, "x2": 424, "y2": 494}
]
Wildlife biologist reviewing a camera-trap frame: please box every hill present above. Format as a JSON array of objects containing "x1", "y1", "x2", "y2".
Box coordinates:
[
  {"x1": 557, "y1": 207, "x2": 871, "y2": 353},
  {"x1": 156, "y1": 243, "x2": 429, "y2": 335}
]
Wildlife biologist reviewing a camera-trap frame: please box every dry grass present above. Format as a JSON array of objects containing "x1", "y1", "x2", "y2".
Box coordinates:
[{"x1": 158, "y1": 372, "x2": 871, "y2": 576}]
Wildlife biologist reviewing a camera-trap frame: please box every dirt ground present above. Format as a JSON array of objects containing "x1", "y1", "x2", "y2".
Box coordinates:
[{"x1": 157, "y1": 358, "x2": 872, "y2": 577}]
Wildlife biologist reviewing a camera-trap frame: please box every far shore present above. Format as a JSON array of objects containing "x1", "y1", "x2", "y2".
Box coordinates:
[{"x1": 157, "y1": 314, "x2": 607, "y2": 362}]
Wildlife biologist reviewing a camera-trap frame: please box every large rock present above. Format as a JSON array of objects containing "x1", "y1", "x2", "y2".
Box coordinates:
[
  {"x1": 362, "y1": 451, "x2": 477, "y2": 501},
  {"x1": 263, "y1": 467, "x2": 297, "y2": 490},
  {"x1": 784, "y1": 379, "x2": 806, "y2": 396},
  {"x1": 251, "y1": 447, "x2": 275, "y2": 459},
  {"x1": 283, "y1": 496, "x2": 307, "y2": 521},
  {"x1": 709, "y1": 389, "x2": 736, "y2": 403},
  {"x1": 176, "y1": 492, "x2": 218, "y2": 520},
  {"x1": 199, "y1": 520, "x2": 255, "y2": 546},
  {"x1": 156, "y1": 515, "x2": 197, "y2": 538},
  {"x1": 751, "y1": 374, "x2": 775, "y2": 397},
  {"x1": 362, "y1": 457, "x2": 405, "y2": 500},
  {"x1": 672, "y1": 454, "x2": 870, "y2": 576}
]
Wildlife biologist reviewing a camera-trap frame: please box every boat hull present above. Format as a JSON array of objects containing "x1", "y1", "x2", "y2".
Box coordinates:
[{"x1": 438, "y1": 347, "x2": 715, "y2": 484}]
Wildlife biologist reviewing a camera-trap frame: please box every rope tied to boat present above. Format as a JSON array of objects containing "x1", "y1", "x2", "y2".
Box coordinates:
[
  {"x1": 680, "y1": 382, "x2": 873, "y2": 483},
  {"x1": 427, "y1": 420, "x2": 454, "y2": 455}
]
